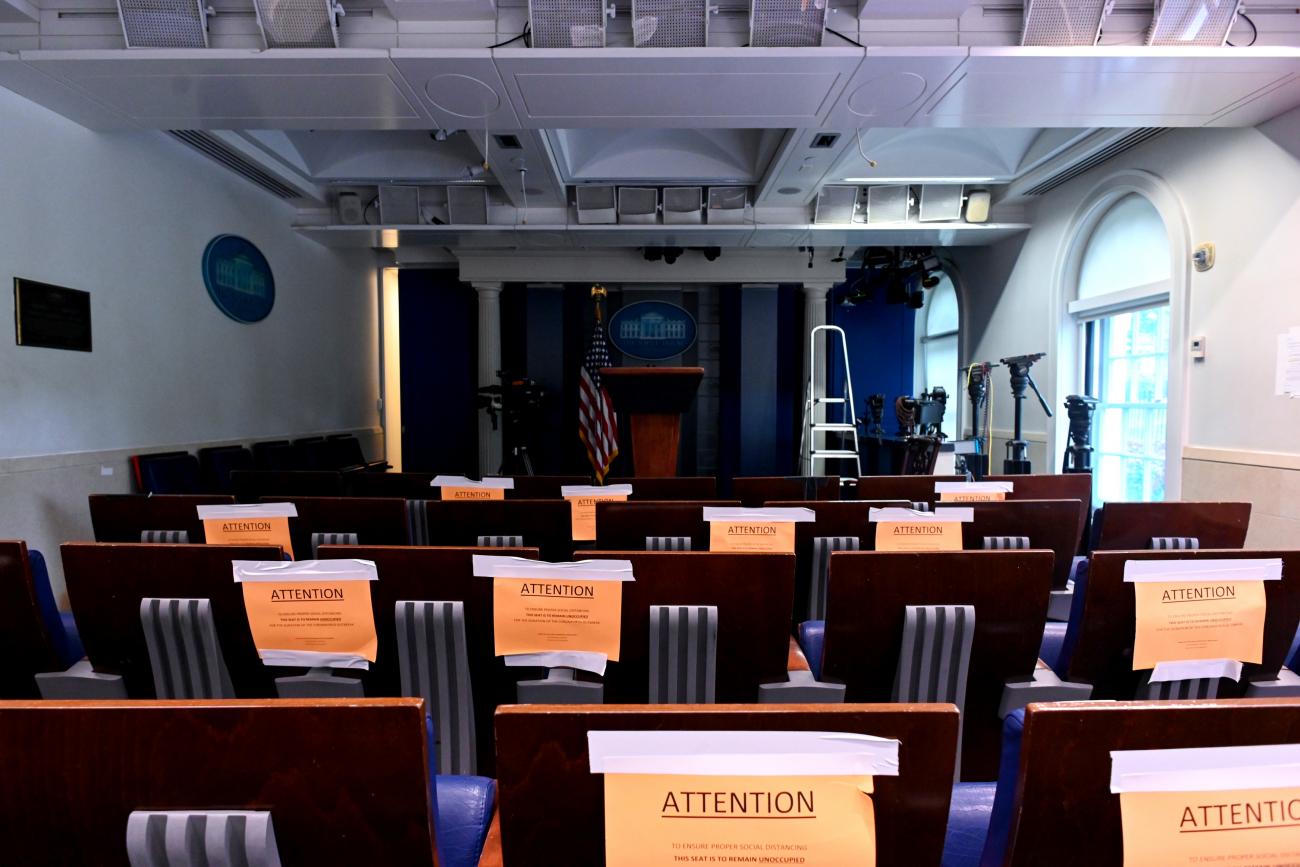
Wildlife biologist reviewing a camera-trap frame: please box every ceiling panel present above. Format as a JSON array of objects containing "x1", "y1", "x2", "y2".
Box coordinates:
[
  {"x1": 491, "y1": 47, "x2": 864, "y2": 128},
  {"x1": 0, "y1": 52, "x2": 133, "y2": 129},
  {"x1": 19, "y1": 49, "x2": 431, "y2": 129},
  {"x1": 389, "y1": 49, "x2": 522, "y2": 129},
  {"x1": 802, "y1": 223, "x2": 1030, "y2": 246},
  {"x1": 821, "y1": 46, "x2": 967, "y2": 128},
  {"x1": 913, "y1": 47, "x2": 1300, "y2": 127}
]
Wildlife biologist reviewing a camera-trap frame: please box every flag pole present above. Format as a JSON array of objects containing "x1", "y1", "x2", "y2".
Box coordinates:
[{"x1": 591, "y1": 284, "x2": 607, "y2": 322}]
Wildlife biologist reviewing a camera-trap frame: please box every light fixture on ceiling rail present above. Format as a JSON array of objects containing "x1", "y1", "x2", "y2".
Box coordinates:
[
  {"x1": 528, "y1": 0, "x2": 616, "y2": 47},
  {"x1": 632, "y1": 0, "x2": 712, "y2": 46},
  {"x1": 707, "y1": 187, "x2": 748, "y2": 224},
  {"x1": 865, "y1": 185, "x2": 914, "y2": 224},
  {"x1": 618, "y1": 187, "x2": 660, "y2": 225},
  {"x1": 116, "y1": 0, "x2": 213, "y2": 47},
  {"x1": 447, "y1": 186, "x2": 489, "y2": 225},
  {"x1": 918, "y1": 184, "x2": 964, "y2": 223},
  {"x1": 253, "y1": 0, "x2": 344, "y2": 48},
  {"x1": 749, "y1": 0, "x2": 828, "y2": 47},
  {"x1": 813, "y1": 186, "x2": 859, "y2": 225},
  {"x1": 576, "y1": 186, "x2": 617, "y2": 224},
  {"x1": 1019, "y1": 0, "x2": 1113, "y2": 46},
  {"x1": 664, "y1": 187, "x2": 705, "y2": 225},
  {"x1": 1146, "y1": 0, "x2": 1243, "y2": 45},
  {"x1": 843, "y1": 177, "x2": 997, "y2": 183}
]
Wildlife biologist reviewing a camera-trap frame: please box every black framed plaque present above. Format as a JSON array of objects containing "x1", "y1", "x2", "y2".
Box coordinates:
[{"x1": 14, "y1": 278, "x2": 91, "y2": 352}]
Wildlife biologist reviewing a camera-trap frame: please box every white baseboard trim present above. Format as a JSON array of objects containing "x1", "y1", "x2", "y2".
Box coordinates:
[
  {"x1": 0, "y1": 426, "x2": 384, "y2": 476},
  {"x1": 1182, "y1": 445, "x2": 1300, "y2": 472}
]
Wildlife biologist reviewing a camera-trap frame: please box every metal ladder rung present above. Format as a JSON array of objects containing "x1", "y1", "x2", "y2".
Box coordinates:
[
  {"x1": 812, "y1": 423, "x2": 856, "y2": 432},
  {"x1": 813, "y1": 449, "x2": 861, "y2": 459},
  {"x1": 814, "y1": 398, "x2": 845, "y2": 404}
]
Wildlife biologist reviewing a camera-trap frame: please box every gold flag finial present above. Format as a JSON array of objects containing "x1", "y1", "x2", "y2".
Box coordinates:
[{"x1": 591, "y1": 284, "x2": 608, "y2": 300}]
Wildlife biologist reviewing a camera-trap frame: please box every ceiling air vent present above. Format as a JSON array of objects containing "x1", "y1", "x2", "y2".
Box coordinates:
[
  {"x1": 1021, "y1": 128, "x2": 1167, "y2": 197},
  {"x1": 576, "y1": 185, "x2": 617, "y2": 224},
  {"x1": 813, "y1": 186, "x2": 858, "y2": 224},
  {"x1": 166, "y1": 131, "x2": 301, "y2": 200},
  {"x1": 618, "y1": 187, "x2": 660, "y2": 224},
  {"x1": 707, "y1": 187, "x2": 748, "y2": 224},
  {"x1": 663, "y1": 187, "x2": 704, "y2": 224},
  {"x1": 447, "y1": 186, "x2": 489, "y2": 225},
  {"x1": 918, "y1": 184, "x2": 964, "y2": 222},
  {"x1": 811, "y1": 133, "x2": 840, "y2": 149},
  {"x1": 866, "y1": 185, "x2": 913, "y2": 223}
]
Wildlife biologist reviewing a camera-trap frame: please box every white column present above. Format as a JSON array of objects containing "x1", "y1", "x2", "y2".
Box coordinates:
[
  {"x1": 474, "y1": 282, "x2": 504, "y2": 476},
  {"x1": 802, "y1": 283, "x2": 833, "y2": 475}
]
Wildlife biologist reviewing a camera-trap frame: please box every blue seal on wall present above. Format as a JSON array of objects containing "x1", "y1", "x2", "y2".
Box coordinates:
[
  {"x1": 609, "y1": 300, "x2": 697, "y2": 361},
  {"x1": 202, "y1": 235, "x2": 275, "y2": 323}
]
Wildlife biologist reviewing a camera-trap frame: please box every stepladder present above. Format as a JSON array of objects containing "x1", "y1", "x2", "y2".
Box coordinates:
[{"x1": 799, "y1": 325, "x2": 862, "y2": 481}]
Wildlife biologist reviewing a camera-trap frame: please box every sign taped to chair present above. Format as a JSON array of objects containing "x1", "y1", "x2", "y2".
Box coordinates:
[
  {"x1": 433, "y1": 475, "x2": 513, "y2": 501},
  {"x1": 934, "y1": 481, "x2": 1013, "y2": 502},
  {"x1": 233, "y1": 559, "x2": 378, "y2": 669},
  {"x1": 1125, "y1": 559, "x2": 1280, "y2": 670},
  {"x1": 590, "y1": 730, "x2": 899, "y2": 867},
  {"x1": 870, "y1": 507, "x2": 970, "y2": 552},
  {"x1": 199, "y1": 503, "x2": 297, "y2": 558},
  {"x1": 1112, "y1": 743, "x2": 1300, "y2": 866},
  {"x1": 475, "y1": 555, "x2": 634, "y2": 673},
  {"x1": 704, "y1": 507, "x2": 814, "y2": 554},
  {"x1": 562, "y1": 484, "x2": 633, "y2": 542}
]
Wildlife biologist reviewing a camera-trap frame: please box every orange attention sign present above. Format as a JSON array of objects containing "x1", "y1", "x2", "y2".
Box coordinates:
[
  {"x1": 442, "y1": 486, "x2": 505, "y2": 501},
  {"x1": 709, "y1": 521, "x2": 796, "y2": 553},
  {"x1": 1120, "y1": 787, "x2": 1300, "y2": 866},
  {"x1": 433, "y1": 475, "x2": 513, "y2": 501},
  {"x1": 603, "y1": 773, "x2": 876, "y2": 867},
  {"x1": 198, "y1": 504, "x2": 297, "y2": 559},
  {"x1": 493, "y1": 576, "x2": 624, "y2": 659},
  {"x1": 1131, "y1": 580, "x2": 1267, "y2": 669},
  {"x1": 938, "y1": 491, "x2": 1006, "y2": 502},
  {"x1": 233, "y1": 559, "x2": 378, "y2": 668},
  {"x1": 562, "y1": 486, "x2": 633, "y2": 542},
  {"x1": 874, "y1": 522, "x2": 963, "y2": 552}
]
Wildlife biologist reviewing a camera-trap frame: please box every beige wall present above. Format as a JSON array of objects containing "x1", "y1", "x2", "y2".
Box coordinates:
[{"x1": 1182, "y1": 449, "x2": 1300, "y2": 550}]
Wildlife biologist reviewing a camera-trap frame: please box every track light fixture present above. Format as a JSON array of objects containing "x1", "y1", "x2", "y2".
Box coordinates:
[
  {"x1": 702, "y1": 247, "x2": 721, "y2": 262},
  {"x1": 663, "y1": 247, "x2": 684, "y2": 265},
  {"x1": 643, "y1": 247, "x2": 663, "y2": 262}
]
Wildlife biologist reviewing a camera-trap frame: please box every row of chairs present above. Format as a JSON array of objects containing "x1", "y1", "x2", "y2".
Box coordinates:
[
  {"x1": 0, "y1": 697, "x2": 1295, "y2": 865},
  {"x1": 12, "y1": 518, "x2": 1295, "y2": 781},
  {"x1": 131, "y1": 435, "x2": 386, "y2": 495}
]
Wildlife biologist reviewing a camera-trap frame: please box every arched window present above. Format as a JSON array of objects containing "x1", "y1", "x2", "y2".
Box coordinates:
[
  {"x1": 917, "y1": 273, "x2": 960, "y2": 440},
  {"x1": 1071, "y1": 193, "x2": 1172, "y2": 503}
]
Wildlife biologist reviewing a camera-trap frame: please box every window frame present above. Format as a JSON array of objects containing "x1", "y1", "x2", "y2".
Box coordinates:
[
  {"x1": 914, "y1": 270, "x2": 962, "y2": 441},
  {"x1": 1052, "y1": 170, "x2": 1191, "y2": 501}
]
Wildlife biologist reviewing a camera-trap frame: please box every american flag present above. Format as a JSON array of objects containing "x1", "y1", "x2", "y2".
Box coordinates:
[{"x1": 579, "y1": 317, "x2": 619, "y2": 482}]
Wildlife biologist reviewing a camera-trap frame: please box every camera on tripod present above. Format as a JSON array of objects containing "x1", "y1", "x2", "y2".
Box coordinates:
[{"x1": 477, "y1": 372, "x2": 547, "y2": 475}]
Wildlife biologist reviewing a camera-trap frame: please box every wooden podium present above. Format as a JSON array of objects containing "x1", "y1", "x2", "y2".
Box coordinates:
[{"x1": 600, "y1": 367, "x2": 703, "y2": 477}]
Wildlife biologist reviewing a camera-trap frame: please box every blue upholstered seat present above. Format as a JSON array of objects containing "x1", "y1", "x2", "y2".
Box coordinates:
[
  {"x1": 977, "y1": 710, "x2": 1027, "y2": 867},
  {"x1": 1287, "y1": 624, "x2": 1300, "y2": 671},
  {"x1": 797, "y1": 620, "x2": 826, "y2": 680},
  {"x1": 28, "y1": 550, "x2": 84, "y2": 667},
  {"x1": 426, "y1": 715, "x2": 495, "y2": 867},
  {"x1": 1038, "y1": 622, "x2": 1068, "y2": 673},
  {"x1": 434, "y1": 774, "x2": 496, "y2": 867},
  {"x1": 942, "y1": 782, "x2": 997, "y2": 867}
]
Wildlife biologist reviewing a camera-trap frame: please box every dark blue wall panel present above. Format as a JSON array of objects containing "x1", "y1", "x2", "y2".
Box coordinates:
[
  {"x1": 398, "y1": 270, "x2": 478, "y2": 473},
  {"x1": 828, "y1": 271, "x2": 916, "y2": 418}
]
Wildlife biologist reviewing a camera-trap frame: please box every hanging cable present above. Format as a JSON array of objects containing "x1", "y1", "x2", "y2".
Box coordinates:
[
  {"x1": 855, "y1": 128, "x2": 877, "y2": 169},
  {"x1": 519, "y1": 167, "x2": 529, "y2": 225},
  {"x1": 1227, "y1": 12, "x2": 1257, "y2": 46},
  {"x1": 825, "y1": 26, "x2": 864, "y2": 47}
]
